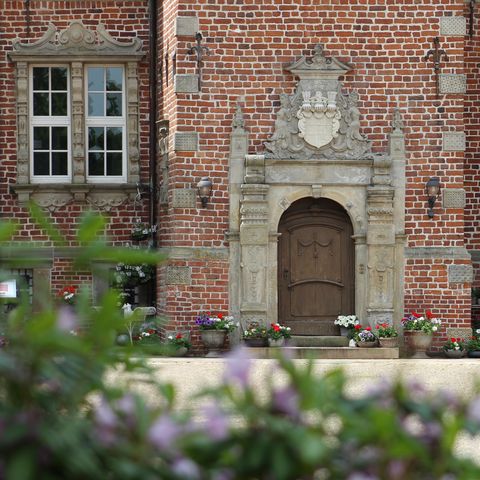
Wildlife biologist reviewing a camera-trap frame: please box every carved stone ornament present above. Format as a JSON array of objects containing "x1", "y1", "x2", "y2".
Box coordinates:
[
  {"x1": 297, "y1": 91, "x2": 341, "y2": 148},
  {"x1": 264, "y1": 45, "x2": 372, "y2": 161},
  {"x1": 11, "y1": 21, "x2": 144, "y2": 58}
]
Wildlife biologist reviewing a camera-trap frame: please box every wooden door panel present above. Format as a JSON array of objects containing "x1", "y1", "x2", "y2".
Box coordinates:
[{"x1": 278, "y1": 198, "x2": 354, "y2": 336}]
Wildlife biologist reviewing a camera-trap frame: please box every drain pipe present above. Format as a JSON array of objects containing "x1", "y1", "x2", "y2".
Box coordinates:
[{"x1": 148, "y1": 0, "x2": 158, "y2": 304}]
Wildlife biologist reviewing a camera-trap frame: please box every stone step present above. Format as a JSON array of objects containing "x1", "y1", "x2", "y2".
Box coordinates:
[
  {"x1": 290, "y1": 335, "x2": 349, "y2": 347},
  {"x1": 244, "y1": 346, "x2": 399, "y2": 360}
]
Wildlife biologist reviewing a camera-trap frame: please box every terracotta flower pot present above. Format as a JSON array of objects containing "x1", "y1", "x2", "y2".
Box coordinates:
[
  {"x1": 244, "y1": 338, "x2": 268, "y2": 347},
  {"x1": 444, "y1": 349, "x2": 464, "y2": 359},
  {"x1": 379, "y1": 337, "x2": 399, "y2": 348},
  {"x1": 172, "y1": 346, "x2": 189, "y2": 357},
  {"x1": 201, "y1": 330, "x2": 227, "y2": 357},
  {"x1": 356, "y1": 341, "x2": 377, "y2": 348},
  {"x1": 404, "y1": 331, "x2": 433, "y2": 358},
  {"x1": 467, "y1": 350, "x2": 480, "y2": 358},
  {"x1": 268, "y1": 337, "x2": 285, "y2": 347},
  {"x1": 339, "y1": 326, "x2": 351, "y2": 337}
]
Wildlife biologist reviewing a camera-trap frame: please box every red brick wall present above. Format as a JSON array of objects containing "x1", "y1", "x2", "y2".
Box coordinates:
[
  {"x1": 0, "y1": 2, "x2": 152, "y2": 291},
  {"x1": 159, "y1": 0, "x2": 472, "y2": 348}
]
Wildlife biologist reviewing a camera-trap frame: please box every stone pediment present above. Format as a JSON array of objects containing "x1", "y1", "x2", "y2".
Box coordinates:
[
  {"x1": 10, "y1": 21, "x2": 144, "y2": 59},
  {"x1": 264, "y1": 45, "x2": 372, "y2": 161}
]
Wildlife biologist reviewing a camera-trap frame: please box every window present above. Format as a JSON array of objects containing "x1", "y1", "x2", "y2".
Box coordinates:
[
  {"x1": 30, "y1": 66, "x2": 70, "y2": 182},
  {"x1": 86, "y1": 66, "x2": 126, "y2": 181},
  {"x1": 10, "y1": 21, "x2": 144, "y2": 197}
]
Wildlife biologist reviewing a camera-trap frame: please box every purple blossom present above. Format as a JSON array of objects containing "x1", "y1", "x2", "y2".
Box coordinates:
[
  {"x1": 272, "y1": 386, "x2": 300, "y2": 419},
  {"x1": 94, "y1": 399, "x2": 117, "y2": 430},
  {"x1": 387, "y1": 460, "x2": 407, "y2": 479},
  {"x1": 212, "y1": 470, "x2": 234, "y2": 480},
  {"x1": 223, "y1": 346, "x2": 251, "y2": 388},
  {"x1": 203, "y1": 403, "x2": 229, "y2": 441},
  {"x1": 171, "y1": 458, "x2": 200, "y2": 479},
  {"x1": 467, "y1": 396, "x2": 480, "y2": 425},
  {"x1": 148, "y1": 415, "x2": 182, "y2": 452},
  {"x1": 347, "y1": 473, "x2": 379, "y2": 480}
]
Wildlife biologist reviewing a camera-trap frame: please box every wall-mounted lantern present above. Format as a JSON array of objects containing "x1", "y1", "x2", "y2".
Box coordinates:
[
  {"x1": 426, "y1": 177, "x2": 441, "y2": 218},
  {"x1": 197, "y1": 177, "x2": 213, "y2": 208}
]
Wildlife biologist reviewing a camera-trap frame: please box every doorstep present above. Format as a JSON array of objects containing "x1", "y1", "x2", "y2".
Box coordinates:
[{"x1": 244, "y1": 346, "x2": 399, "y2": 359}]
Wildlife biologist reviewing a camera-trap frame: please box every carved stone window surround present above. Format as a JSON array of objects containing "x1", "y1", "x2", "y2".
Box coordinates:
[{"x1": 8, "y1": 21, "x2": 145, "y2": 202}]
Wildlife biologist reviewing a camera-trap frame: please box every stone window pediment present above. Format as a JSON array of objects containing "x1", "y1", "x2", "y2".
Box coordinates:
[{"x1": 9, "y1": 21, "x2": 145, "y2": 204}]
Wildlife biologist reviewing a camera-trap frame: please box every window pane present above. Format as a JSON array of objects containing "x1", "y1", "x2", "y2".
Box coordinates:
[
  {"x1": 106, "y1": 93, "x2": 122, "y2": 116},
  {"x1": 88, "y1": 67, "x2": 104, "y2": 91},
  {"x1": 51, "y1": 67, "x2": 67, "y2": 91},
  {"x1": 89, "y1": 152, "x2": 104, "y2": 176},
  {"x1": 52, "y1": 127, "x2": 68, "y2": 150},
  {"x1": 107, "y1": 152, "x2": 122, "y2": 176},
  {"x1": 33, "y1": 152, "x2": 49, "y2": 175},
  {"x1": 88, "y1": 93, "x2": 104, "y2": 116},
  {"x1": 106, "y1": 67, "x2": 123, "y2": 91},
  {"x1": 52, "y1": 152, "x2": 68, "y2": 175},
  {"x1": 51, "y1": 92, "x2": 67, "y2": 116},
  {"x1": 88, "y1": 127, "x2": 104, "y2": 150},
  {"x1": 33, "y1": 92, "x2": 49, "y2": 116},
  {"x1": 33, "y1": 127, "x2": 49, "y2": 150},
  {"x1": 33, "y1": 67, "x2": 49, "y2": 90},
  {"x1": 107, "y1": 127, "x2": 122, "y2": 150}
]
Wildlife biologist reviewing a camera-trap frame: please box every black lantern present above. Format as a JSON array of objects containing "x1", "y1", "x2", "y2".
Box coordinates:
[
  {"x1": 197, "y1": 177, "x2": 212, "y2": 208},
  {"x1": 426, "y1": 177, "x2": 441, "y2": 218}
]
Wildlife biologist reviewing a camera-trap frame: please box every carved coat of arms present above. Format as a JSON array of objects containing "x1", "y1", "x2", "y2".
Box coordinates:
[{"x1": 297, "y1": 91, "x2": 341, "y2": 149}]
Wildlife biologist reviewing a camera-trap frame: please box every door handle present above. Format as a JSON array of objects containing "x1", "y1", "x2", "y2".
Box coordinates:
[{"x1": 283, "y1": 269, "x2": 289, "y2": 280}]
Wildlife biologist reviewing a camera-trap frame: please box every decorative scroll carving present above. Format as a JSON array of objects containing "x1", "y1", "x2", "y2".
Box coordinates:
[
  {"x1": 368, "y1": 247, "x2": 394, "y2": 308},
  {"x1": 264, "y1": 45, "x2": 372, "y2": 160},
  {"x1": 12, "y1": 21, "x2": 143, "y2": 57},
  {"x1": 86, "y1": 193, "x2": 130, "y2": 212},
  {"x1": 392, "y1": 107, "x2": 404, "y2": 133},
  {"x1": 71, "y1": 62, "x2": 85, "y2": 183},
  {"x1": 265, "y1": 88, "x2": 372, "y2": 160},
  {"x1": 232, "y1": 102, "x2": 245, "y2": 130},
  {"x1": 32, "y1": 193, "x2": 73, "y2": 212}
]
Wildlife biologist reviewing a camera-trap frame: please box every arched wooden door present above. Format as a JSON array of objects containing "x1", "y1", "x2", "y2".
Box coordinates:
[{"x1": 278, "y1": 197, "x2": 355, "y2": 335}]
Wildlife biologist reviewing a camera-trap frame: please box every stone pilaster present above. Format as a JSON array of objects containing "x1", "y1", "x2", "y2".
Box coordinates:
[
  {"x1": 16, "y1": 61, "x2": 29, "y2": 185},
  {"x1": 71, "y1": 62, "x2": 85, "y2": 184},
  {"x1": 127, "y1": 62, "x2": 140, "y2": 184}
]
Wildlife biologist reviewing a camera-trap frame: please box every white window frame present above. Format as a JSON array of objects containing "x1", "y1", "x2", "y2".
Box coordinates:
[
  {"x1": 85, "y1": 64, "x2": 127, "y2": 184},
  {"x1": 29, "y1": 64, "x2": 71, "y2": 184}
]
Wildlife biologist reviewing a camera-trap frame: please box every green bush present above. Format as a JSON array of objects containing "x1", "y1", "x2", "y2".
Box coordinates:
[{"x1": 1, "y1": 210, "x2": 480, "y2": 479}]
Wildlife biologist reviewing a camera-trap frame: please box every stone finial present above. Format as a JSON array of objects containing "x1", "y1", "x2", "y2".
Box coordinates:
[
  {"x1": 232, "y1": 102, "x2": 245, "y2": 130},
  {"x1": 392, "y1": 107, "x2": 404, "y2": 133}
]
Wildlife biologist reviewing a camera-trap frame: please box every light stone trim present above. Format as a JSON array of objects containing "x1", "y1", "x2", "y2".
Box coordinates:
[
  {"x1": 172, "y1": 189, "x2": 196, "y2": 208},
  {"x1": 174, "y1": 74, "x2": 199, "y2": 93},
  {"x1": 16, "y1": 62, "x2": 29, "y2": 185},
  {"x1": 448, "y1": 264, "x2": 473, "y2": 284},
  {"x1": 71, "y1": 62, "x2": 85, "y2": 183},
  {"x1": 405, "y1": 247, "x2": 471, "y2": 260},
  {"x1": 165, "y1": 266, "x2": 191, "y2": 285},
  {"x1": 439, "y1": 74, "x2": 467, "y2": 94},
  {"x1": 127, "y1": 62, "x2": 140, "y2": 183},
  {"x1": 175, "y1": 16, "x2": 199, "y2": 37},
  {"x1": 10, "y1": 21, "x2": 143, "y2": 60},
  {"x1": 174, "y1": 132, "x2": 199, "y2": 151},
  {"x1": 159, "y1": 246, "x2": 229, "y2": 261},
  {"x1": 443, "y1": 188, "x2": 466, "y2": 209},
  {"x1": 440, "y1": 16, "x2": 467, "y2": 36},
  {"x1": 443, "y1": 131, "x2": 466, "y2": 151}
]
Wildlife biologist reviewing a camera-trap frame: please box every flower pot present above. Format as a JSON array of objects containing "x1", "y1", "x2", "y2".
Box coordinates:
[
  {"x1": 268, "y1": 337, "x2": 285, "y2": 347},
  {"x1": 172, "y1": 346, "x2": 188, "y2": 357},
  {"x1": 379, "y1": 337, "x2": 399, "y2": 348},
  {"x1": 356, "y1": 341, "x2": 377, "y2": 348},
  {"x1": 244, "y1": 338, "x2": 268, "y2": 347},
  {"x1": 201, "y1": 330, "x2": 227, "y2": 357},
  {"x1": 404, "y1": 331, "x2": 433, "y2": 358},
  {"x1": 467, "y1": 350, "x2": 480, "y2": 358},
  {"x1": 339, "y1": 326, "x2": 351, "y2": 337},
  {"x1": 444, "y1": 349, "x2": 464, "y2": 359}
]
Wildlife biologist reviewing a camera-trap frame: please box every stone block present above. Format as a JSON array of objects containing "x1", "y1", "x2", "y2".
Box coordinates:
[
  {"x1": 448, "y1": 264, "x2": 473, "y2": 284},
  {"x1": 240, "y1": 225, "x2": 269, "y2": 245},
  {"x1": 174, "y1": 74, "x2": 199, "y2": 93},
  {"x1": 443, "y1": 131, "x2": 466, "y2": 151},
  {"x1": 172, "y1": 189, "x2": 196, "y2": 208},
  {"x1": 443, "y1": 188, "x2": 466, "y2": 209},
  {"x1": 439, "y1": 74, "x2": 467, "y2": 94},
  {"x1": 174, "y1": 132, "x2": 198, "y2": 151},
  {"x1": 175, "y1": 16, "x2": 198, "y2": 37},
  {"x1": 446, "y1": 327, "x2": 472, "y2": 343},
  {"x1": 440, "y1": 16, "x2": 467, "y2": 36},
  {"x1": 165, "y1": 266, "x2": 191, "y2": 285}
]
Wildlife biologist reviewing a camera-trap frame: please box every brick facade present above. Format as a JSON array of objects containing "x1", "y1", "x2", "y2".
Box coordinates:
[{"x1": 1, "y1": 0, "x2": 480, "y2": 352}]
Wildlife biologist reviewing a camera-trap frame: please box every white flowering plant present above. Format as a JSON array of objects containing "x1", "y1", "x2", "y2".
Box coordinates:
[
  {"x1": 443, "y1": 337, "x2": 465, "y2": 352},
  {"x1": 131, "y1": 222, "x2": 157, "y2": 241},
  {"x1": 114, "y1": 262, "x2": 155, "y2": 287},
  {"x1": 334, "y1": 315, "x2": 359, "y2": 329},
  {"x1": 267, "y1": 323, "x2": 291, "y2": 340},
  {"x1": 195, "y1": 312, "x2": 238, "y2": 332},
  {"x1": 402, "y1": 310, "x2": 441, "y2": 334},
  {"x1": 166, "y1": 333, "x2": 191, "y2": 350}
]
